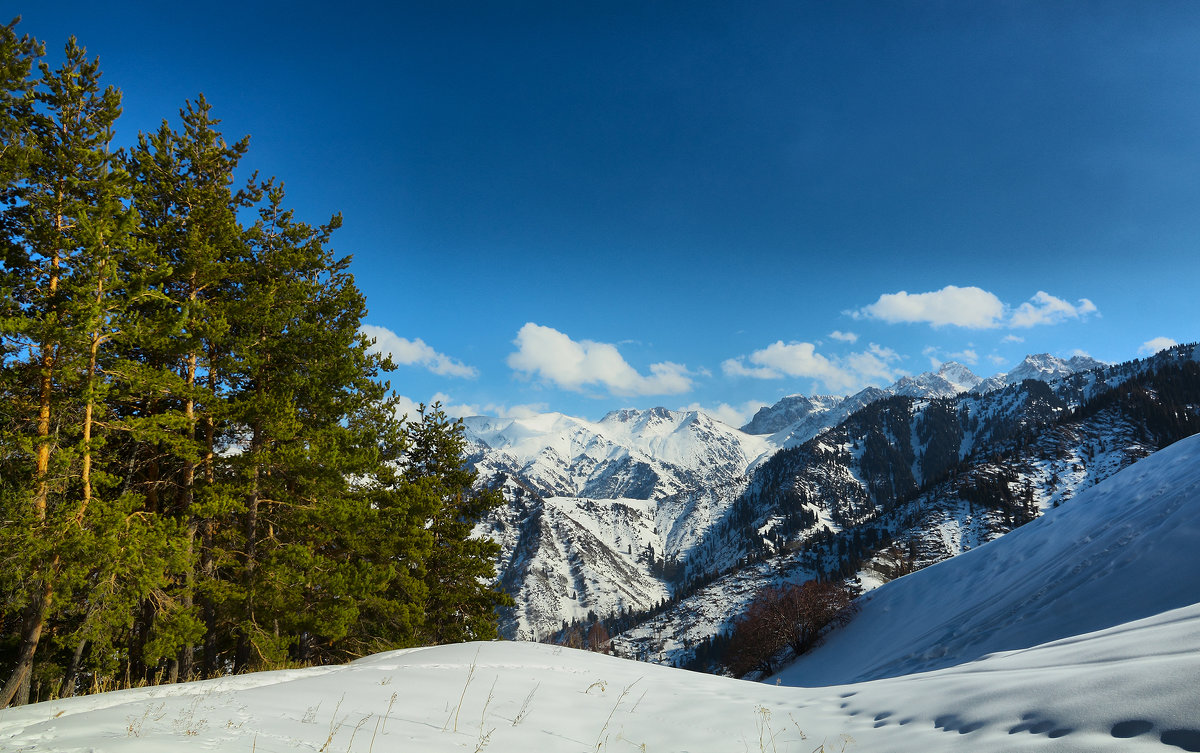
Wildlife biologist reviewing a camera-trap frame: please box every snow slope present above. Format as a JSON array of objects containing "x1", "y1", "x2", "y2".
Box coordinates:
[
  {"x1": 775, "y1": 431, "x2": 1200, "y2": 686},
  {"x1": 2, "y1": 434, "x2": 1199, "y2": 752},
  {"x1": 1, "y1": 609, "x2": 1198, "y2": 752}
]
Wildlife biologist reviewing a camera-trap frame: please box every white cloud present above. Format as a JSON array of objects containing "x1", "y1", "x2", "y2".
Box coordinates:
[
  {"x1": 391, "y1": 393, "x2": 423, "y2": 422},
  {"x1": 360, "y1": 324, "x2": 478, "y2": 378},
  {"x1": 851, "y1": 286, "x2": 1099, "y2": 330},
  {"x1": 843, "y1": 343, "x2": 904, "y2": 386},
  {"x1": 681, "y1": 400, "x2": 768, "y2": 429},
  {"x1": 851, "y1": 285, "x2": 1005, "y2": 328},
  {"x1": 922, "y1": 345, "x2": 979, "y2": 368},
  {"x1": 724, "y1": 340, "x2": 905, "y2": 394},
  {"x1": 1009, "y1": 291, "x2": 1098, "y2": 328},
  {"x1": 748, "y1": 341, "x2": 837, "y2": 379},
  {"x1": 507, "y1": 323, "x2": 694, "y2": 397},
  {"x1": 1001, "y1": 334, "x2": 1025, "y2": 344},
  {"x1": 829, "y1": 330, "x2": 859, "y2": 343},
  {"x1": 721, "y1": 358, "x2": 780, "y2": 379},
  {"x1": 1139, "y1": 337, "x2": 1177, "y2": 355}
]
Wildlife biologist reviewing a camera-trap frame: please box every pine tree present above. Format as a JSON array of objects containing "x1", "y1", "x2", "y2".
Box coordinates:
[
  {"x1": 0, "y1": 34, "x2": 151, "y2": 706},
  {"x1": 221, "y1": 182, "x2": 440, "y2": 668},
  {"x1": 121, "y1": 95, "x2": 251, "y2": 682},
  {"x1": 403, "y1": 404, "x2": 511, "y2": 644},
  {"x1": 0, "y1": 26, "x2": 513, "y2": 702}
]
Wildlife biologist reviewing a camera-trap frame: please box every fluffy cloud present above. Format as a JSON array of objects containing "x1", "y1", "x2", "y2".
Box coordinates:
[
  {"x1": 723, "y1": 340, "x2": 904, "y2": 394},
  {"x1": 1009, "y1": 291, "x2": 1098, "y2": 328},
  {"x1": 360, "y1": 324, "x2": 478, "y2": 378},
  {"x1": 721, "y1": 358, "x2": 780, "y2": 379},
  {"x1": 829, "y1": 330, "x2": 859, "y2": 343},
  {"x1": 851, "y1": 286, "x2": 1099, "y2": 330},
  {"x1": 922, "y1": 345, "x2": 979, "y2": 368},
  {"x1": 851, "y1": 285, "x2": 1005, "y2": 328},
  {"x1": 507, "y1": 323, "x2": 694, "y2": 397},
  {"x1": 1139, "y1": 337, "x2": 1178, "y2": 355}
]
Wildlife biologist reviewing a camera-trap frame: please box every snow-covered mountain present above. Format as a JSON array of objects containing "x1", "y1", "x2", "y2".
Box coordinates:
[
  {"x1": 743, "y1": 354, "x2": 1105, "y2": 448},
  {"x1": 887, "y1": 359, "x2": 983, "y2": 398},
  {"x1": 749, "y1": 387, "x2": 886, "y2": 447},
  {"x1": 464, "y1": 408, "x2": 774, "y2": 639},
  {"x1": 467, "y1": 345, "x2": 1199, "y2": 657},
  {"x1": 974, "y1": 352, "x2": 1107, "y2": 394},
  {"x1": 777, "y1": 429, "x2": 1200, "y2": 685},
  {"x1": 6, "y1": 433, "x2": 1200, "y2": 753},
  {"x1": 739, "y1": 393, "x2": 845, "y2": 434},
  {"x1": 464, "y1": 407, "x2": 773, "y2": 501}
]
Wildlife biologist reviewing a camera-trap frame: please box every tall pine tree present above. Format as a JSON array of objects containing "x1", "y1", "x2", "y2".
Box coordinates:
[{"x1": 0, "y1": 24, "x2": 512, "y2": 704}]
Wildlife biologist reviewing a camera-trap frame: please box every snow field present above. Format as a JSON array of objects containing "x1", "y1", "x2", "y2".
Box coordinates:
[{"x1": 3, "y1": 608, "x2": 1199, "y2": 752}]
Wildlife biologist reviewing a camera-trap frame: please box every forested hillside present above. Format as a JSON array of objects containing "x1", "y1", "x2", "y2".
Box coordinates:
[{"x1": 0, "y1": 21, "x2": 506, "y2": 707}]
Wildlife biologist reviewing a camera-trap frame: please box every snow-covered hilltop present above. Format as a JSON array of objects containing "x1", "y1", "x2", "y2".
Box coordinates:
[{"x1": 5, "y1": 433, "x2": 1199, "y2": 752}]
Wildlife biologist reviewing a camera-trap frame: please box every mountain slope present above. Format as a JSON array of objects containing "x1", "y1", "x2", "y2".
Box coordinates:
[
  {"x1": 608, "y1": 346, "x2": 1200, "y2": 667},
  {"x1": 776, "y1": 430, "x2": 1200, "y2": 685},
  {"x1": 467, "y1": 408, "x2": 771, "y2": 639},
  {"x1": 745, "y1": 353, "x2": 1107, "y2": 448},
  {"x1": 467, "y1": 344, "x2": 1198, "y2": 654}
]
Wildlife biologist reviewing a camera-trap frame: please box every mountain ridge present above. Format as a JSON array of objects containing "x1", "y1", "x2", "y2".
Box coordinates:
[{"x1": 465, "y1": 344, "x2": 1200, "y2": 657}]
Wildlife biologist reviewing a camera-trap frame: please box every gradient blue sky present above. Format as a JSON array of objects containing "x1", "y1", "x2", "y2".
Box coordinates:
[{"x1": 18, "y1": 2, "x2": 1199, "y2": 424}]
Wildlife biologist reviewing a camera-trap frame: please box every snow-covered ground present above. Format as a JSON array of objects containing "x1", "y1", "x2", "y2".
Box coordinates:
[{"x1": 3, "y1": 434, "x2": 1199, "y2": 752}]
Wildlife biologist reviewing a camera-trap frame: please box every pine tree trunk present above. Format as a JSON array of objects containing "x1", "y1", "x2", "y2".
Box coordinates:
[
  {"x1": 200, "y1": 517, "x2": 215, "y2": 679},
  {"x1": 131, "y1": 446, "x2": 161, "y2": 685},
  {"x1": 59, "y1": 637, "x2": 88, "y2": 699},
  {"x1": 177, "y1": 523, "x2": 195, "y2": 681},
  {"x1": 17, "y1": 237, "x2": 59, "y2": 703},
  {"x1": 79, "y1": 262, "x2": 108, "y2": 516},
  {"x1": 79, "y1": 332, "x2": 100, "y2": 516},
  {"x1": 0, "y1": 569, "x2": 52, "y2": 708},
  {"x1": 32, "y1": 200, "x2": 63, "y2": 517}
]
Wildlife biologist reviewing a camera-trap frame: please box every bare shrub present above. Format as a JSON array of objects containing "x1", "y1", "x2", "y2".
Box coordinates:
[{"x1": 724, "y1": 580, "x2": 858, "y2": 678}]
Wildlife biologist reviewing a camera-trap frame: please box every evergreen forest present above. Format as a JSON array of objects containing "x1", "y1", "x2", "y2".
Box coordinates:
[{"x1": 0, "y1": 20, "x2": 509, "y2": 707}]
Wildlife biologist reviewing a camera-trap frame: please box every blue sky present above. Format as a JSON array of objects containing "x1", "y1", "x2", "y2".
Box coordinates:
[{"x1": 18, "y1": 2, "x2": 1199, "y2": 425}]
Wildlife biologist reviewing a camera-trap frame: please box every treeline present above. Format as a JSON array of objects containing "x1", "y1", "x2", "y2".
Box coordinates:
[{"x1": 0, "y1": 22, "x2": 507, "y2": 707}]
